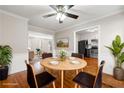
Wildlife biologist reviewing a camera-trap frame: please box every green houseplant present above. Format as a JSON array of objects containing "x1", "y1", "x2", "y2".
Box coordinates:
[
  {"x1": 36, "y1": 48, "x2": 41, "y2": 55},
  {"x1": 106, "y1": 35, "x2": 124, "y2": 80},
  {"x1": 0, "y1": 45, "x2": 12, "y2": 80}
]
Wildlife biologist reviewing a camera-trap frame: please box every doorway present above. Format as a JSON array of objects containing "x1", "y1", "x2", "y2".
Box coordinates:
[
  {"x1": 74, "y1": 25, "x2": 100, "y2": 59},
  {"x1": 28, "y1": 31, "x2": 54, "y2": 56}
]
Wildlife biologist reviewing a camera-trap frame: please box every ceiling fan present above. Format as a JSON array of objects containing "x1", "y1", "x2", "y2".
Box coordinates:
[{"x1": 43, "y1": 5, "x2": 79, "y2": 23}]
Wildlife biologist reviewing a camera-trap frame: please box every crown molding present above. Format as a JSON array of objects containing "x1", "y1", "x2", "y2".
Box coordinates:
[
  {"x1": 28, "y1": 25, "x2": 55, "y2": 35},
  {"x1": 0, "y1": 9, "x2": 29, "y2": 21}
]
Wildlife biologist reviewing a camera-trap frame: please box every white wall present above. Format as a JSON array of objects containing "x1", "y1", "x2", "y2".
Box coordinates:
[
  {"x1": 0, "y1": 13, "x2": 2, "y2": 42},
  {"x1": 55, "y1": 31, "x2": 74, "y2": 56},
  {"x1": 0, "y1": 10, "x2": 28, "y2": 74},
  {"x1": 55, "y1": 12, "x2": 124, "y2": 75}
]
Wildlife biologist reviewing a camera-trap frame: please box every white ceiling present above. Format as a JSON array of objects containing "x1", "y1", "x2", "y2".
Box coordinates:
[{"x1": 0, "y1": 5, "x2": 124, "y2": 32}]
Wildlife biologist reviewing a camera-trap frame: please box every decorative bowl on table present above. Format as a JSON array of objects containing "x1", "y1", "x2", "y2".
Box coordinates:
[
  {"x1": 49, "y1": 61, "x2": 59, "y2": 65},
  {"x1": 70, "y1": 61, "x2": 81, "y2": 65},
  {"x1": 69, "y1": 57, "x2": 75, "y2": 60}
]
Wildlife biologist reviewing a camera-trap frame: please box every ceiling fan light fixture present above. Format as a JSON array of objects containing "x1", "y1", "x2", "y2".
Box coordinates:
[
  {"x1": 44, "y1": 5, "x2": 77, "y2": 23},
  {"x1": 56, "y1": 12, "x2": 66, "y2": 21}
]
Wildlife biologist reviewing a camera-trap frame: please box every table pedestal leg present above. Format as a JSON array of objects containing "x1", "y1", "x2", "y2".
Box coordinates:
[
  {"x1": 82, "y1": 68, "x2": 83, "y2": 72},
  {"x1": 76, "y1": 69, "x2": 78, "y2": 74},
  {"x1": 61, "y1": 70, "x2": 64, "y2": 88},
  {"x1": 75, "y1": 70, "x2": 79, "y2": 88},
  {"x1": 42, "y1": 66, "x2": 45, "y2": 71},
  {"x1": 52, "y1": 81, "x2": 56, "y2": 88}
]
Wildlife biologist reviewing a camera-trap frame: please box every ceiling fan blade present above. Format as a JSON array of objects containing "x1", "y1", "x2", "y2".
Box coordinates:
[
  {"x1": 66, "y1": 5, "x2": 74, "y2": 10},
  {"x1": 43, "y1": 13, "x2": 57, "y2": 18},
  {"x1": 49, "y1": 5, "x2": 58, "y2": 11},
  {"x1": 65, "y1": 13, "x2": 79, "y2": 19}
]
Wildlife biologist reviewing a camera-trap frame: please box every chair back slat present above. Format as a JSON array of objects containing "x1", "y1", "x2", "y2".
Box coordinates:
[
  {"x1": 71, "y1": 53, "x2": 83, "y2": 59},
  {"x1": 25, "y1": 60, "x2": 37, "y2": 88},
  {"x1": 29, "y1": 51, "x2": 34, "y2": 61},
  {"x1": 93, "y1": 60, "x2": 105, "y2": 88},
  {"x1": 42, "y1": 53, "x2": 53, "y2": 59}
]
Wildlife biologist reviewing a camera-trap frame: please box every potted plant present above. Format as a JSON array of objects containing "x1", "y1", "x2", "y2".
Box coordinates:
[
  {"x1": 36, "y1": 48, "x2": 41, "y2": 55},
  {"x1": 0, "y1": 45, "x2": 12, "y2": 80},
  {"x1": 59, "y1": 49, "x2": 67, "y2": 61},
  {"x1": 106, "y1": 35, "x2": 124, "y2": 80}
]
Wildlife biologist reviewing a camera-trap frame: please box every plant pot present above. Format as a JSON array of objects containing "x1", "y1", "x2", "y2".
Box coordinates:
[
  {"x1": 0, "y1": 66, "x2": 9, "y2": 80},
  {"x1": 60, "y1": 56, "x2": 66, "y2": 61},
  {"x1": 113, "y1": 67, "x2": 124, "y2": 81}
]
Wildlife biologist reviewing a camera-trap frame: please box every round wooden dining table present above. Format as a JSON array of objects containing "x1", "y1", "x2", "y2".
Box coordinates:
[{"x1": 40, "y1": 57, "x2": 87, "y2": 88}]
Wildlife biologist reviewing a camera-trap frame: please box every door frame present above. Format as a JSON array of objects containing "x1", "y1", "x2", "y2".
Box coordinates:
[{"x1": 73, "y1": 25, "x2": 100, "y2": 60}]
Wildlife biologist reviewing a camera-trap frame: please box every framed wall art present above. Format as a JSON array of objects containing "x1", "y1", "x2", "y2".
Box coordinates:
[{"x1": 56, "y1": 38, "x2": 69, "y2": 48}]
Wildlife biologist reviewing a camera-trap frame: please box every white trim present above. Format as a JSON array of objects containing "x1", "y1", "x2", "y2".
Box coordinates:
[
  {"x1": 28, "y1": 31, "x2": 54, "y2": 39},
  {"x1": 29, "y1": 25, "x2": 55, "y2": 33},
  {"x1": 0, "y1": 9, "x2": 28, "y2": 21},
  {"x1": 97, "y1": 25, "x2": 101, "y2": 64},
  {"x1": 74, "y1": 25, "x2": 100, "y2": 33},
  {"x1": 28, "y1": 25, "x2": 55, "y2": 35},
  {"x1": 73, "y1": 31, "x2": 76, "y2": 52},
  {"x1": 59, "y1": 10, "x2": 124, "y2": 32}
]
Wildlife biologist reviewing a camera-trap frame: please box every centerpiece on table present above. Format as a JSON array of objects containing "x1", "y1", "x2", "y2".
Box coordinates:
[{"x1": 59, "y1": 49, "x2": 67, "y2": 61}]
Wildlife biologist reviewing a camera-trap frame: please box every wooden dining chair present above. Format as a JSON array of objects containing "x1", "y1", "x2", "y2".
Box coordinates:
[
  {"x1": 71, "y1": 53, "x2": 84, "y2": 59},
  {"x1": 29, "y1": 51, "x2": 35, "y2": 61},
  {"x1": 73, "y1": 60, "x2": 105, "y2": 88},
  {"x1": 25, "y1": 60, "x2": 56, "y2": 88},
  {"x1": 42, "y1": 53, "x2": 53, "y2": 59}
]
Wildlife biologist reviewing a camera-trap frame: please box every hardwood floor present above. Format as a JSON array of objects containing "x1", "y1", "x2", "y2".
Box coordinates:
[
  {"x1": 0, "y1": 57, "x2": 124, "y2": 88},
  {"x1": 0, "y1": 71, "x2": 29, "y2": 88}
]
